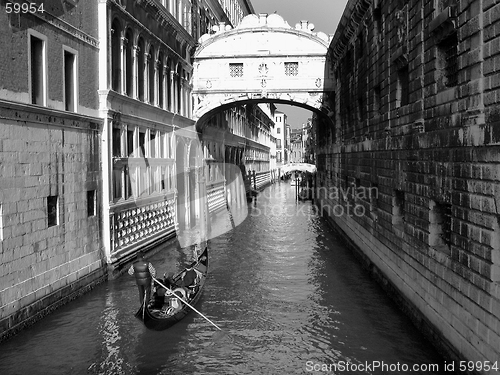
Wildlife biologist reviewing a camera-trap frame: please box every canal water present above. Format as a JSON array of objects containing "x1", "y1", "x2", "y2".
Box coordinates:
[{"x1": 0, "y1": 182, "x2": 448, "y2": 375}]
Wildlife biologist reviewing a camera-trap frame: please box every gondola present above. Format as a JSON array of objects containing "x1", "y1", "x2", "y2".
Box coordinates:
[{"x1": 134, "y1": 246, "x2": 209, "y2": 331}]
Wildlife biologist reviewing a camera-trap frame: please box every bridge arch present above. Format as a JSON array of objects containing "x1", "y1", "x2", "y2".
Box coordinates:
[{"x1": 192, "y1": 13, "x2": 335, "y2": 128}]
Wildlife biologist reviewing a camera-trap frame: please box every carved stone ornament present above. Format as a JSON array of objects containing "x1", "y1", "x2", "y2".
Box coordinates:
[
  {"x1": 395, "y1": 6, "x2": 407, "y2": 46},
  {"x1": 258, "y1": 63, "x2": 268, "y2": 76},
  {"x1": 206, "y1": 80, "x2": 212, "y2": 89}
]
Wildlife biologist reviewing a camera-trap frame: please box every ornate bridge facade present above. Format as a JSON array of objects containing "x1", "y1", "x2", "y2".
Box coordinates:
[{"x1": 192, "y1": 13, "x2": 334, "y2": 125}]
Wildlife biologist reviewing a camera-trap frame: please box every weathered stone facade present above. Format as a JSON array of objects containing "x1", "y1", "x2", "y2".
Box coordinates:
[
  {"x1": 0, "y1": 1, "x2": 105, "y2": 341},
  {"x1": 315, "y1": 0, "x2": 500, "y2": 371}
]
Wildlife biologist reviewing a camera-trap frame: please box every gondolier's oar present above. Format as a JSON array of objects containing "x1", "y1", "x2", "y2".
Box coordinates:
[{"x1": 152, "y1": 276, "x2": 222, "y2": 331}]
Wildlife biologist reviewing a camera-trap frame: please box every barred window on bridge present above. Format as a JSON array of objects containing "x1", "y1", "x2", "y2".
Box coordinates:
[
  {"x1": 285, "y1": 62, "x2": 298, "y2": 76},
  {"x1": 229, "y1": 63, "x2": 243, "y2": 77}
]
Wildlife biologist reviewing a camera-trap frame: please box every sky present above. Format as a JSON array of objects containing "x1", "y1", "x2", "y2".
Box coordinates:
[{"x1": 249, "y1": 0, "x2": 349, "y2": 128}]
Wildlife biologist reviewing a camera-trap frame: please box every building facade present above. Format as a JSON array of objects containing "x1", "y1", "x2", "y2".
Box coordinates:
[
  {"x1": 0, "y1": 0, "x2": 259, "y2": 339},
  {"x1": 315, "y1": 0, "x2": 500, "y2": 370},
  {"x1": 98, "y1": 0, "x2": 255, "y2": 268},
  {"x1": 273, "y1": 110, "x2": 291, "y2": 172},
  {"x1": 0, "y1": 1, "x2": 104, "y2": 341}
]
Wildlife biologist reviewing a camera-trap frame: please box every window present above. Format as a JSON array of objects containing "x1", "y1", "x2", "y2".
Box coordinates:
[
  {"x1": 374, "y1": 6, "x2": 382, "y2": 43},
  {"x1": 150, "y1": 131, "x2": 156, "y2": 158},
  {"x1": 285, "y1": 62, "x2": 299, "y2": 76},
  {"x1": 374, "y1": 85, "x2": 382, "y2": 116},
  {"x1": 229, "y1": 63, "x2": 243, "y2": 77},
  {"x1": 437, "y1": 33, "x2": 458, "y2": 88},
  {"x1": 112, "y1": 128, "x2": 121, "y2": 157},
  {"x1": 127, "y1": 129, "x2": 134, "y2": 157},
  {"x1": 358, "y1": 95, "x2": 365, "y2": 122},
  {"x1": 124, "y1": 29, "x2": 133, "y2": 96},
  {"x1": 397, "y1": 65, "x2": 409, "y2": 107},
  {"x1": 30, "y1": 32, "x2": 46, "y2": 106},
  {"x1": 277, "y1": 127, "x2": 281, "y2": 134},
  {"x1": 430, "y1": 201, "x2": 452, "y2": 252},
  {"x1": 166, "y1": 61, "x2": 171, "y2": 111},
  {"x1": 47, "y1": 196, "x2": 58, "y2": 227},
  {"x1": 137, "y1": 38, "x2": 145, "y2": 101},
  {"x1": 393, "y1": 189, "x2": 405, "y2": 229},
  {"x1": 87, "y1": 190, "x2": 96, "y2": 217},
  {"x1": 158, "y1": 52, "x2": 164, "y2": 108},
  {"x1": 149, "y1": 46, "x2": 155, "y2": 105},
  {"x1": 111, "y1": 19, "x2": 121, "y2": 92},
  {"x1": 139, "y1": 130, "x2": 146, "y2": 158},
  {"x1": 124, "y1": 166, "x2": 132, "y2": 199},
  {"x1": 63, "y1": 48, "x2": 77, "y2": 111}
]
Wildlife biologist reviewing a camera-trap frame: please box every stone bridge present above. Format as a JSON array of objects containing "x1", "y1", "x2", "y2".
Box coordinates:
[{"x1": 192, "y1": 13, "x2": 335, "y2": 126}]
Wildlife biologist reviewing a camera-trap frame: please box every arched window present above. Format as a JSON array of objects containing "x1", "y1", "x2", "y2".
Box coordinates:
[
  {"x1": 149, "y1": 45, "x2": 155, "y2": 105},
  {"x1": 124, "y1": 28, "x2": 133, "y2": 96},
  {"x1": 111, "y1": 19, "x2": 121, "y2": 91},
  {"x1": 157, "y1": 51, "x2": 164, "y2": 108},
  {"x1": 166, "y1": 59, "x2": 171, "y2": 111},
  {"x1": 176, "y1": 65, "x2": 182, "y2": 114},
  {"x1": 137, "y1": 37, "x2": 145, "y2": 101}
]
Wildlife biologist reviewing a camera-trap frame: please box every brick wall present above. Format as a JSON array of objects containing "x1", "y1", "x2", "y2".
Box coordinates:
[{"x1": 316, "y1": 0, "x2": 500, "y2": 372}]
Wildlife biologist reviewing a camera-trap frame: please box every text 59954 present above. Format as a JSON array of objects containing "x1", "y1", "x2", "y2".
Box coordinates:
[{"x1": 5, "y1": 2, "x2": 45, "y2": 14}]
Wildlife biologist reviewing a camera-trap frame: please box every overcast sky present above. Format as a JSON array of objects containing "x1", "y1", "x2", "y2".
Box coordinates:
[{"x1": 249, "y1": 0, "x2": 349, "y2": 127}]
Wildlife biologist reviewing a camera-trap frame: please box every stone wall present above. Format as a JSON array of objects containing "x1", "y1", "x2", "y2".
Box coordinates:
[
  {"x1": 316, "y1": 0, "x2": 500, "y2": 373},
  {"x1": 0, "y1": 101, "x2": 105, "y2": 341},
  {"x1": 0, "y1": 2, "x2": 104, "y2": 341}
]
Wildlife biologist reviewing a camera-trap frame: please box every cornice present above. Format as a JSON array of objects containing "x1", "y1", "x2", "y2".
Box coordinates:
[
  {"x1": 329, "y1": 0, "x2": 371, "y2": 65},
  {"x1": 30, "y1": 5, "x2": 99, "y2": 48},
  {"x1": 136, "y1": 0, "x2": 196, "y2": 46}
]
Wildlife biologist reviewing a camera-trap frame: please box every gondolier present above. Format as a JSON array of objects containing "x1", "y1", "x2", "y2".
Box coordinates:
[{"x1": 128, "y1": 251, "x2": 156, "y2": 306}]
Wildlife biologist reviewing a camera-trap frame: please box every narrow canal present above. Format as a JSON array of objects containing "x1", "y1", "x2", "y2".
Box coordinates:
[{"x1": 0, "y1": 182, "x2": 449, "y2": 375}]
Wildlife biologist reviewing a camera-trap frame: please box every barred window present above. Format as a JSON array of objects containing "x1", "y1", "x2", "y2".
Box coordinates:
[
  {"x1": 285, "y1": 62, "x2": 299, "y2": 76},
  {"x1": 229, "y1": 63, "x2": 243, "y2": 77},
  {"x1": 430, "y1": 201, "x2": 453, "y2": 252},
  {"x1": 439, "y1": 33, "x2": 458, "y2": 88},
  {"x1": 397, "y1": 65, "x2": 409, "y2": 107}
]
